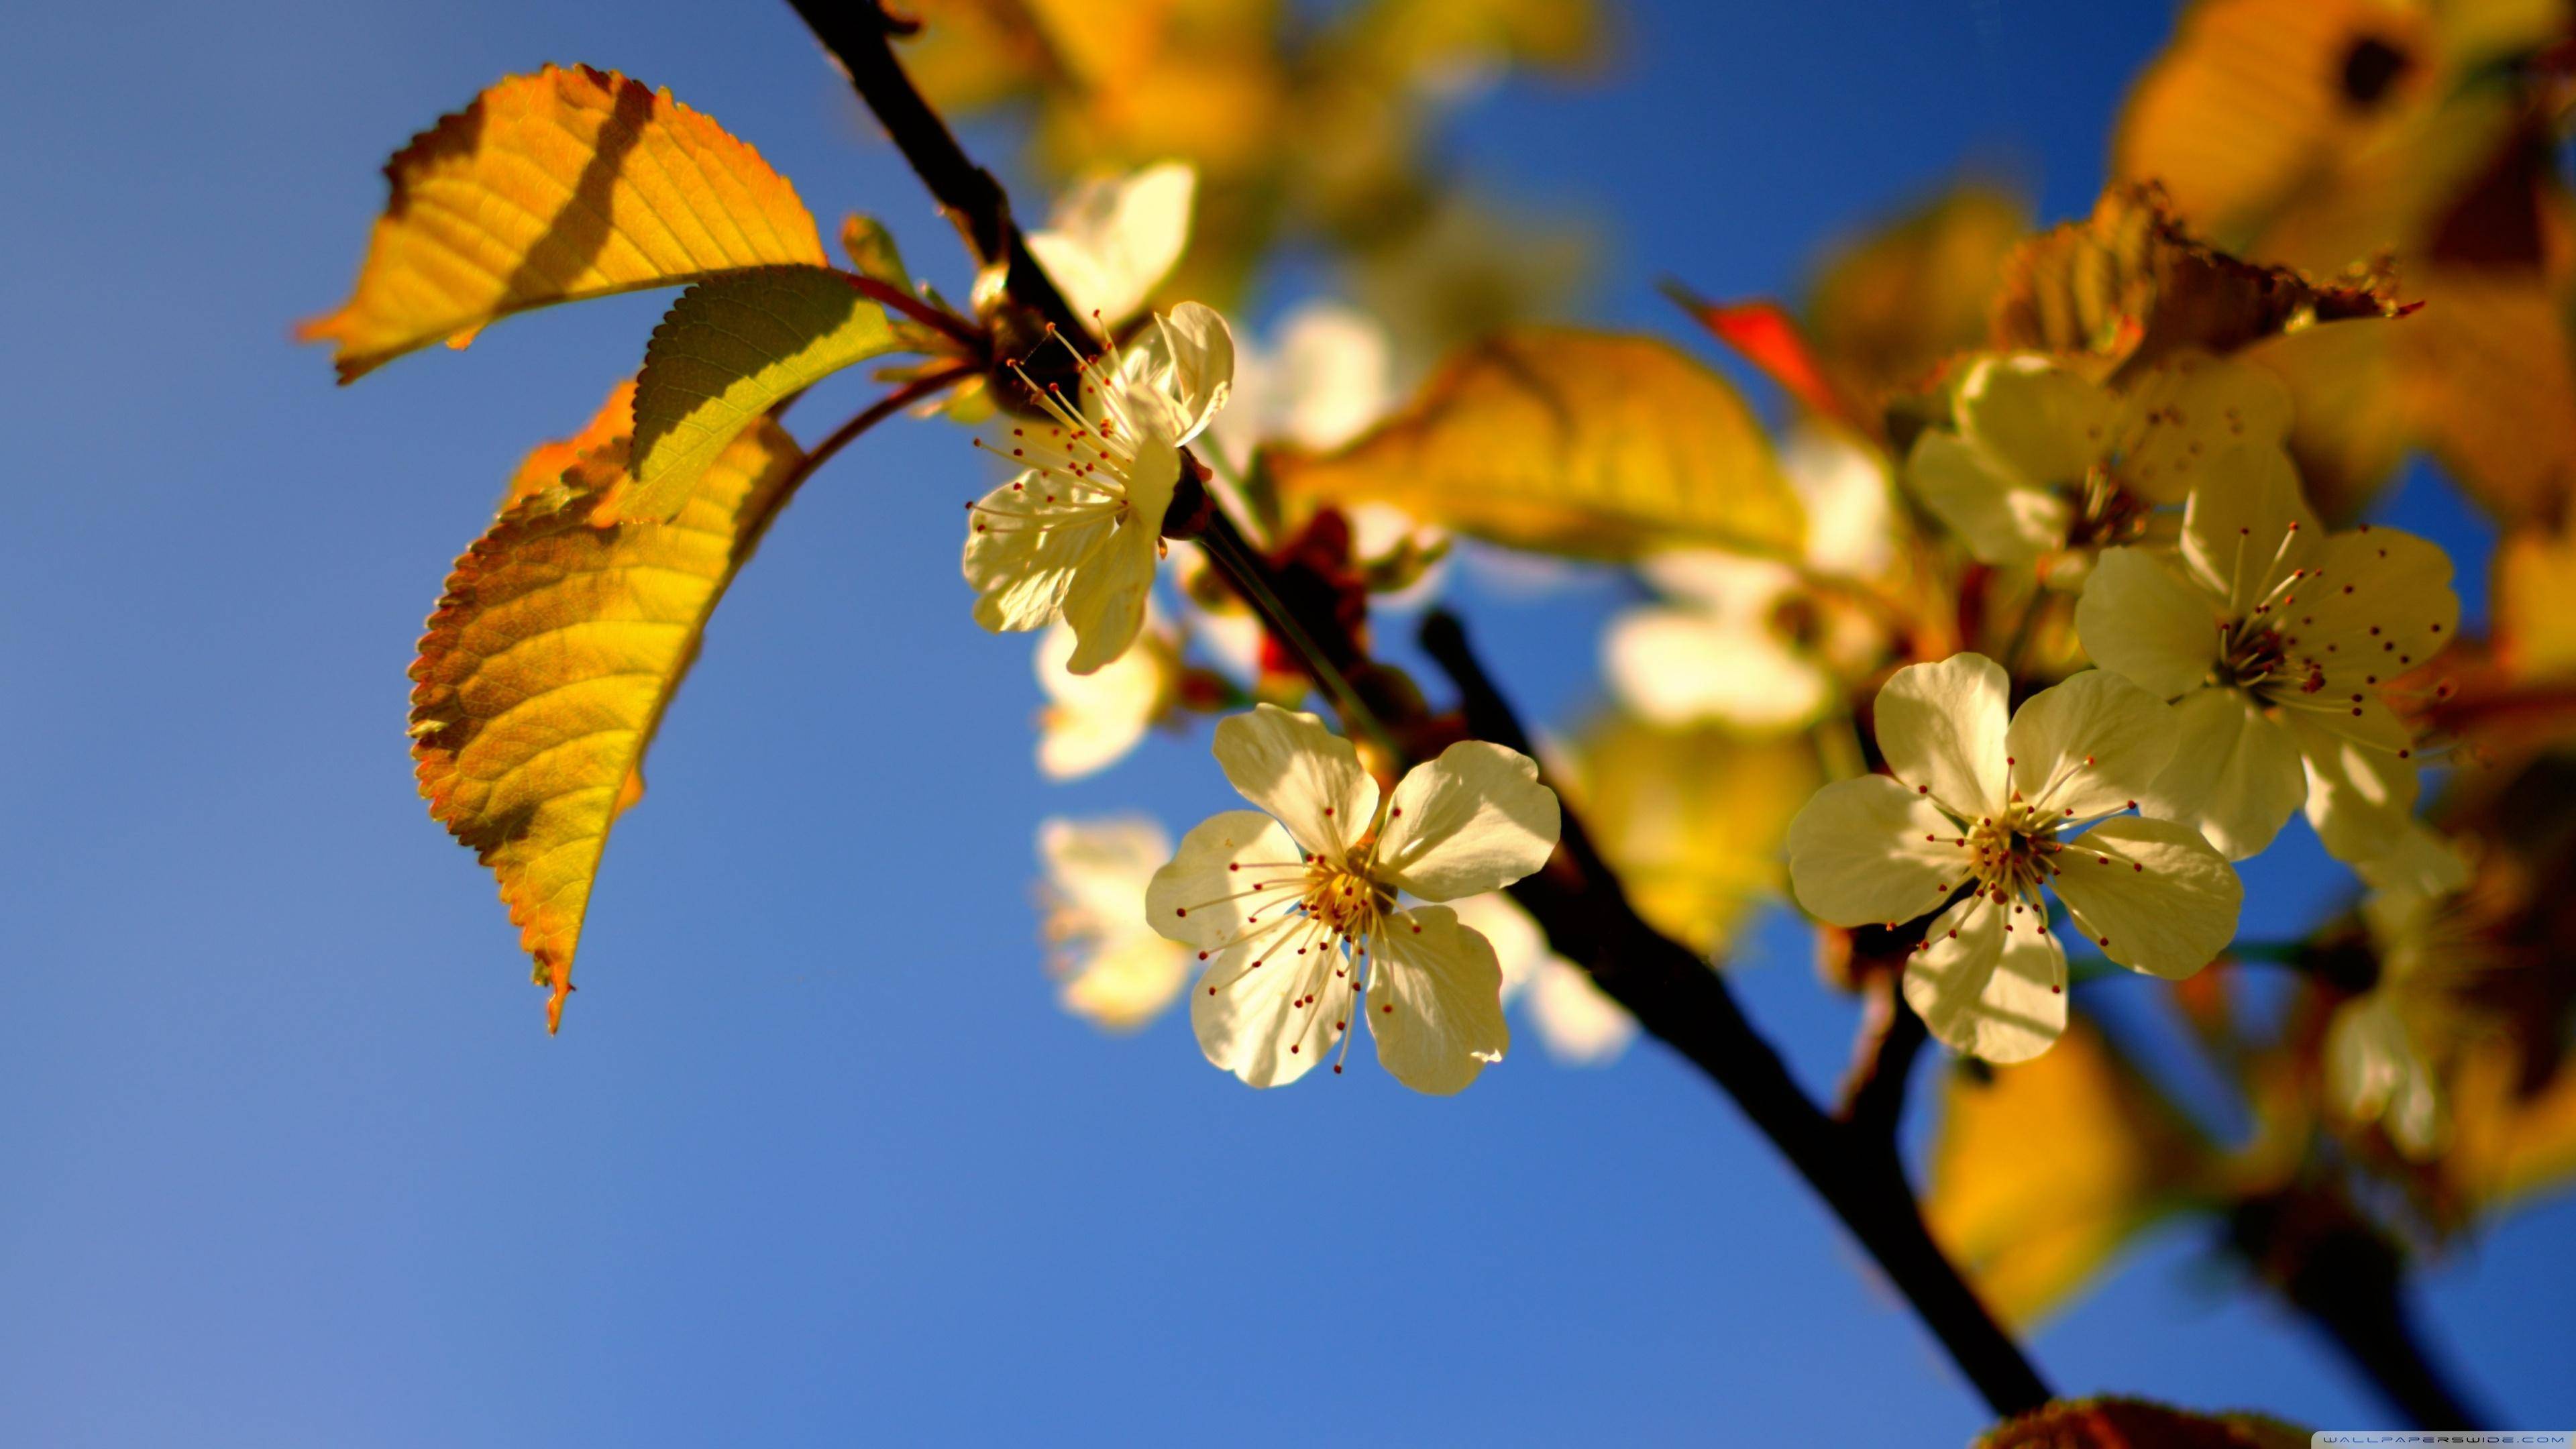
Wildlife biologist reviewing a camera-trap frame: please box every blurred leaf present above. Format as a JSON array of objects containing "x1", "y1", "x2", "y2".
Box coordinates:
[
  {"x1": 1271, "y1": 329, "x2": 1800, "y2": 559},
  {"x1": 301, "y1": 66, "x2": 826, "y2": 382},
  {"x1": 1335, "y1": 0, "x2": 1603, "y2": 76},
  {"x1": 409, "y1": 384, "x2": 803, "y2": 1031},
  {"x1": 1926, "y1": 1018, "x2": 2216, "y2": 1325},
  {"x1": 1805, "y1": 184, "x2": 2029, "y2": 407},
  {"x1": 1990, "y1": 183, "x2": 2404, "y2": 372},
  {"x1": 2447, "y1": 1046, "x2": 2576, "y2": 1214},
  {"x1": 1670, "y1": 290, "x2": 1870, "y2": 435},
  {"x1": 2236, "y1": 315, "x2": 2412, "y2": 522},
  {"x1": 624, "y1": 266, "x2": 898, "y2": 521},
  {"x1": 1566, "y1": 718, "x2": 1814, "y2": 954},
  {"x1": 2398, "y1": 270, "x2": 2576, "y2": 522},
  {"x1": 1976, "y1": 1397, "x2": 2309, "y2": 1449},
  {"x1": 2496, "y1": 517, "x2": 2576, "y2": 680}
]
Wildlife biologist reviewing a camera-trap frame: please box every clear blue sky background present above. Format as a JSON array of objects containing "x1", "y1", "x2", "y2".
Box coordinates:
[{"x1": 2, "y1": 1, "x2": 2566, "y2": 1444}]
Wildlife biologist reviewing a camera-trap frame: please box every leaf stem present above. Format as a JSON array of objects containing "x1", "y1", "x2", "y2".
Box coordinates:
[{"x1": 845, "y1": 273, "x2": 987, "y2": 353}]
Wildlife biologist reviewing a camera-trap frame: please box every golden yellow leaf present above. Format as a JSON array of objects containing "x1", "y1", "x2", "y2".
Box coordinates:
[
  {"x1": 1566, "y1": 718, "x2": 1815, "y2": 955},
  {"x1": 2495, "y1": 518, "x2": 2576, "y2": 680},
  {"x1": 2398, "y1": 270, "x2": 2576, "y2": 522},
  {"x1": 409, "y1": 383, "x2": 804, "y2": 1030},
  {"x1": 1805, "y1": 184, "x2": 2030, "y2": 407},
  {"x1": 1976, "y1": 1397, "x2": 2310, "y2": 1449},
  {"x1": 623, "y1": 266, "x2": 899, "y2": 522},
  {"x1": 1269, "y1": 329, "x2": 1801, "y2": 560},
  {"x1": 302, "y1": 66, "x2": 826, "y2": 382},
  {"x1": 1926, "y1": 1019, "x2": 2216, "y2": 1325}
]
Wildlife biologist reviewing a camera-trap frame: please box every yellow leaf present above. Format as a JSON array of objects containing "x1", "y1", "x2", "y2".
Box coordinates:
[
  {"x1": 623, "y1": 266, "x2": 898, "y2": 521},
  {"x1": 2496, "y1": 517, "x2": 2576, "y2": 680},
  {"x1": 1925, "y1": 1019, "x2": 2215, "y2": 1325},
  {"x1": 1976, "y1": 1397, "x2": 2310, "y2": 1449},
  {"x1": 2398, "y1": 270, "x2": 2576, "y2": 523},
  {"x1": 1269, "y1": 329, "x2": 1801, "y2": 560},
  {"x1": 1566, "y1": 717, "x2": 1815, "y2": 955},
  {"x1": 409, "y1": 383, "x2": 804, "y2": 1030},
  {"x1": 302, "y1": 65, "x2": 826, "y2": 382},
  {"x1": 1805, "y1": 184, "x2": 2031, "y2": 407}
]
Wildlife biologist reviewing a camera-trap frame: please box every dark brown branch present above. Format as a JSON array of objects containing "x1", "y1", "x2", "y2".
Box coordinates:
[
  {"x1": 2229, "y1": 1190, "x2": 2496, "y2": 1430},
  {"x1": 784, "y1": 0, "x2": 1090, "y2": 343},
  {"x1": 1419, "y1": 609, "x2": 2051, "y2": 1415},
  {"x1": 785, "y1": 5, "x2": 2049, "y2": 1417},
  {"x1": 1839, "y1": 976, "x2": 1929, "y2": 1143}
]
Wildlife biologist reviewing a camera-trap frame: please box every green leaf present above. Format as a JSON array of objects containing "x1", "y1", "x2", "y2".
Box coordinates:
[{"x1": 625, "y1": 264, "x2": 904, "y2": 521}]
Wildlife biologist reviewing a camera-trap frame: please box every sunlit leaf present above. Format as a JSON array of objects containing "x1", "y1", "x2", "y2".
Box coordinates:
[
  {"x1": 1805, "y1": 184, "x2": 2030, "y2": 407},
  {"x1": 2398, "y1": 270, "x2": 2576, "y2": 522},
  {"x1": 1990, "y1": 183, "x2": 2404, "y2": 373},
  {"x1": 1566, "y1": 717, "x2": 1815, "y2": 955},
  {"x1": 1925, "y1": 1019, "x2": 2216, "y2": 1324},
  {"x1": 1269, "y1": 329, "x2": 1801, "y2": 559},
  {"x1": 623, "y1": 266, "x2": 899, "y2": 522},
  {"x1": 1976, "y1": 1397, "x2": 2309, "y2": 1449},
  {"x1": 301, "y1": 66, "x2": 826, "y2": 382},
  {"x1": 1669, "y1": 290, "x2": 1868, "y2": 435},
  {"x1": 409, "y1": 382, "x2": 804, "y2": 1030}
]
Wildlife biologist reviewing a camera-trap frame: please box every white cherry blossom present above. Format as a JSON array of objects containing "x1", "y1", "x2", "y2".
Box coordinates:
[
  {"x1": 1147, "y1": 705, "x2": 1561, "y2": 1092},
  {"x1": 1787, "y1": 653, "x2": 2241, "y2": 1063},
  {"x1": 2074, "y1": 449, "x2": 2457, "y2": 871},
  {"x1": 963, "y1": 303, "x2": 1234, "y2": 674},
  {"x1": 1903, "y1": 350, "x2": 2290, "y2": 584},
  {"x1": 1038, "y1": 816, "x2": 1192, "y2": 1032}
]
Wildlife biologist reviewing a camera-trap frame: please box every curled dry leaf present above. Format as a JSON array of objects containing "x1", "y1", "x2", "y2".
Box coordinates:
[{"x1": 409, "y1": 382, "x2": 804, "y2": 1030}]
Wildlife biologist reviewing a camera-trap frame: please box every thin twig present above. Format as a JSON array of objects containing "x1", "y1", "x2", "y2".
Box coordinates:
[{"x1": 1839, "y1": 975, "x2": 1929, "y2": 1143}]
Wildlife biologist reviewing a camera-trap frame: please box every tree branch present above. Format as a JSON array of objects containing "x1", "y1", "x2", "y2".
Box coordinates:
[
  {"x1": 2230, "y1": 1189, "x2": 2497, "y2": 1430},
  {"x1": 785, "y1": 4, "x2": 2051, "y2": 1417},
  {"x1": 1840, "y1": 975, "x2": 1929, "y2": 1144}
]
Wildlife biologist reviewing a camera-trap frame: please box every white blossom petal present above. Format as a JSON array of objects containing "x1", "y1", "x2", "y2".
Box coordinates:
[
  {"x1": 1904, "y1": 429, "x2": 2068, "y2": 566},
  {"x1": 1210, "y1": 705, "x2": 1379, "y2": 863},
  {"x1": 2136, "y1": 687, "x2": 2306, "y2": 859},
  {"x1": 2076, "y1": 547, "x2": 2222, "y2": 700},
  {"x1": 1145, "y1": 810, "x2": 1307, "y2": 951},
  {"x1": 1375, "y1": 741, "x2": 1562, "y2": 902},
  {"x1": 2292, "y1": 717, "x2": 2426, "y2": 871},
  {"x1": 2298, "y1": 526, "x2": 2458, "y2": 677},
  {"x1": 1060, "y1": 934, "x2": 1193, "y2": 1032},
  {"x1": 1024, "y1": 162, "x2": 1195, "y2": 329},
  {"x1": 2179, "y1": 446, "x2": 2318, "y2": 604},
  {"x1": 1059, "y1": 513, "x2": 1163, "y2": 674},
  {"x1": 2005, "y1": 669, "x2": 2180, "y2": 821},
  {"x1": 1189, "y1": 911, "x2": 1348, "y2": 1089},
  {"x1": 1603, "y1": 606, "x2": 1831, "y2": 731},
  {"x1": 1786, "y1": 775, "x2": 1972, "y2": 928},
  {"x1": 962, "y1": 481, "x2": 1115, "y2": 634},
  {"x1": 2326, "y1": 994, "x2": 2445, "y2": 1159},
  {"x1": 1148, "y1": 302, "x2": 1236, "y2": 445},
  {"x1": 2051, "y1": 815, "x2": 2241, "y2": 979},
  {"x1": 1874, "y1": 652, "x2": 2010, "y2": 818},
  {"x1": 1365, "y1": 905, "x2": 1511, "y2": 1095},
  {"x1": 1956, "y1": 353, "x2": 2116, "y2": 488},
  {"x1": 1903, "y1": 893, "x2": 2068, "y2": 1063},
  {"x1": 2114, "y1": 351, "x2": 2293, "y2": 505}
]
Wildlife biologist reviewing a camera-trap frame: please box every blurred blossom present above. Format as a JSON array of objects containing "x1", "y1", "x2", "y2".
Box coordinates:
[
  {"x1": 1038, "y1": 816, "x2": 1193, "y2": 1032},
  {"x1": 1209, "y1": 299, "x2": 1395, "y2": 468},
  {"x1": 1569, "y1": 716, "x2": 1815, "y2": 955},
  {"x1": 1605, "y1": 430, "x2": 1894, "y2": 732},
  {"x1": 1904, "y1": 350, "x2": 2292, "y2": 586},
  {"x1": 1020, "y1": 162, "x2": 1198, "y2": 332},
  {"x1": 1451, "y1": 891, "x2": 1636, "y2": 1065},
  {"x1": 1034, "y1": 618, "x2": 1177, "y2": 780}
]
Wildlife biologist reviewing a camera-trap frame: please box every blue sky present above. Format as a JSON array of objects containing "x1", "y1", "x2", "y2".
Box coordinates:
[{"x1": 1, "y1": 0, "x2": 2565, "y2": 1444}]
